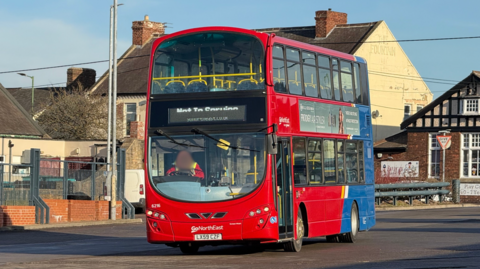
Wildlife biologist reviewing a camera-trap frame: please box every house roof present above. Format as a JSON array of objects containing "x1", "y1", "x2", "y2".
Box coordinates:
[
  {"x1": 374, "y1": 130, "x2": 407, "y2": 151},
  {"x1": 255, "y1": 21, "x2": 381, "y2": 54},
  {"x1": 401, "y1": 71, "x2": 480, "y2": 129},
  {"x1": 6, "y1": 87, "x2": 63, "y2": 114},
  {"x1": 90, "y1": 39, "x2": 155, "y2": 96},
  {"x1": 0, "y1": 83, "x2": 48, "y2": 137}
]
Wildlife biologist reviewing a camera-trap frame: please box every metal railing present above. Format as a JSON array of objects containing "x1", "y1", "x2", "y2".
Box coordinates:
[
  {"x1": 1, "y1": 148, "x2": 135, "y2": 224},
  {"x1": 375, "y1": 182, "x2": 450, "y2": 206}
]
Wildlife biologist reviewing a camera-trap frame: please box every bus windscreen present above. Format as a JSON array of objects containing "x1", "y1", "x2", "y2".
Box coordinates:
[
  {"x1": 151, "y1": 32, "x2": 265, "y2": 94},
  {"x1": 149, "y1": 132, "x2": 266, "y2": 202}
]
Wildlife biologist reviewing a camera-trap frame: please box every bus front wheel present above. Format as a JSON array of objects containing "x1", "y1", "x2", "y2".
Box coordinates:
[
  {"x1": 284, "y1": 209, "x2": 304, "y2": 252},
  {"x1": 179, "y1": 243, "x2": 199, "y2": 254}
]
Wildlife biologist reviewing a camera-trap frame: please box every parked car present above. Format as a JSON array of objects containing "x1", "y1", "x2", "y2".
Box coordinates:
[{"x1": 125, "y1": 169, "x2": 145, "y2": 213}]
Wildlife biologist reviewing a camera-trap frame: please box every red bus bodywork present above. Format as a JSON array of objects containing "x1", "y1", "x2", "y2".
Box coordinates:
[{"x1": 144, "y1": 26, "x2": 375, "y2": 249}]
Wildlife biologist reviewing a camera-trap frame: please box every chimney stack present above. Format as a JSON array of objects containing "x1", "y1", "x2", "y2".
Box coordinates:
[
  {"x1": 132, "y1": 15, "x2": 165, "y2": 46},
  {"x1": 67, "y1": 67, "x2": 96, "y2": 90},
  {"x1": 315, "y1": 9, "x2": 347, "y2": 38}
]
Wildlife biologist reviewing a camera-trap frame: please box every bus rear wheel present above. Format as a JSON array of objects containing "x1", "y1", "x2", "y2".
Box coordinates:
[
  {"x1": 179, "y1": 243, "x2": 199, "y2": 254},
  {"x1": 284, "y1": 209, "x2": 304, "y2": 252},
  {"x1": 341, "y1": 204, "x2": 359, "y2": 243}
]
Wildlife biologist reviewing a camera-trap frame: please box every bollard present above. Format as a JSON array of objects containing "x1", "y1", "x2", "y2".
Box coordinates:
[{"x1": 452, "y1": 179, "x2": 460, "y2": 204}]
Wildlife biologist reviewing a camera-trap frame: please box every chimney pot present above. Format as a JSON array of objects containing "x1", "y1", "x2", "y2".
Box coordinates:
[
  {"x1": 144, "y1": 15, "x2": 149, "y2": 21},
  {"x1": 315, "y1": 9, "x2": 347, "y2": 38}
]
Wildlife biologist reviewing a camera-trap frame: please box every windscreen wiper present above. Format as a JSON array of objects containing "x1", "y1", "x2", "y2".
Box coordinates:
[
  {"x1": 191, "y1": 128, "x2": 259, "y2": 152},
  {"x1": 155, "y1": 129, "x2": 205, "y2": 148}
]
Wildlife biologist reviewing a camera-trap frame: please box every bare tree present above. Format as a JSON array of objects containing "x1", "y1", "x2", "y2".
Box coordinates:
[{"x1": 37, "y1": 86, "x2": 123, "y2": 140}]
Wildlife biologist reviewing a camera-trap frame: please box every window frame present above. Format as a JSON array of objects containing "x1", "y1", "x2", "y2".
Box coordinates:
[
  {"x1": 125, "y1": 103, "x2": 137, "y2": 137},
  {"x1": 428, "y1": 133, "x2": 441, "y2": 178},
  {"x1": 461, "y1": 133, "x2": 480, "y2": 178},
  {"x1": 463, "y1": 99, "x2": 480, "y2": 115}
]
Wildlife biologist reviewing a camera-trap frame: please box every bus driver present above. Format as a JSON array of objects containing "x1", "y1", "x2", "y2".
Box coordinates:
[{"x1": 166, "y1": 150, "x2": 205, "y2": 179}]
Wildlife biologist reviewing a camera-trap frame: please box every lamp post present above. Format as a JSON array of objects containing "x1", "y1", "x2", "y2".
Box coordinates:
[
  {"x1": 109, "y1": 0, "x2": 123, "y2": 221},
  {"x1": 18, "y1": 73, "x2": 34, "y2": 115}
]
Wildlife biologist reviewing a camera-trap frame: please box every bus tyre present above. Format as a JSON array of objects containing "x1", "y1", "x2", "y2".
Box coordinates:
[
  {"x1": 342, "y1": 204, "x2": 359, "y2": 243},
  {"x1": 284, "y1": 209, "x2": 304, "y2": 252},
  {"x1": 326, "y1": 235, "x2": 340, "y2": 243},
  {"x1": 179, "y1": 243, "x2": 199, "y2": 254}
]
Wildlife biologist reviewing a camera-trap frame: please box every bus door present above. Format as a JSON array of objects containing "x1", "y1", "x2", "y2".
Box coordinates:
[{"x1": 276, "y1": 138, "x2": 294, "y2": 239}]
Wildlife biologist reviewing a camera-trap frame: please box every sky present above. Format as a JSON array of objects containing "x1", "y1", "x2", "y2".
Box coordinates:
[{"x1": 0, "y1": 0, "x2": 479, "y2": 99}]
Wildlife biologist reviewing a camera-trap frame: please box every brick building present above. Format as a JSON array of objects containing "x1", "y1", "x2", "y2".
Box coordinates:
[{"x1": 374, "y1": 71, "x2": 480, "y2": 203}]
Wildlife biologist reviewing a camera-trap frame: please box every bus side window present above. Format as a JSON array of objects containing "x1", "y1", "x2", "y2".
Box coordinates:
[
  {"x1": 337, "y1": 140, "x2": 345, "y2": 183},
  {"x1": 354, "y1": 63, "x2": 362, "y2": 104},
  {"x1": 292, "y1": 137, "x2": 307, "y2": 185},
  {"x1": 332, "y1": 59, "x2": 341, "y2": 101},
  {"x1": 340, "y1": 61, "x2": 354, "y2": 103},
  {"x1": 273, "y1": 59, "x2": 287, "y2": 93},
  {"x1": 358, "y1": 141, "x2": 365, "y2": 182},
  {"x1": 323, "y1": 140, "x2": 336, "y2": 183},
  {"x1": 307, "y1": 139, "x2": 322, "y2": 185},
  {"x1": 346, "y1": 141, "x2": 358, "y2": 183},
  {"x1": 286, "y1": 48, "x2": 302, "y2": 95},
  {"x1": 318, "y1": 55, "x2": 332, "y2": 100}
]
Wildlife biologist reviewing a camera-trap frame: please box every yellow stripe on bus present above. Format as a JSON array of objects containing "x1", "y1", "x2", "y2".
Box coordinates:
[{"x1": 341, "y1": 186, "x2": 345, "y2": 199}]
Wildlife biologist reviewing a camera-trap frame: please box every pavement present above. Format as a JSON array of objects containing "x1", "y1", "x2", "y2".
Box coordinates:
[
  {"x1": 0, "y1": 219, "x2": 142, "y2": 231},
  {"x1": 0, "y1": 208, "x2": 479, "y2": 268}
]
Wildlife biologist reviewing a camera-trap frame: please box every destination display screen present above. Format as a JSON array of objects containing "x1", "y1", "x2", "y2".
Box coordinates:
[
  {"x1": 148, "y1": 97, "x2": 266, "y2": 128},
  {"x1": 169, "y1": 105, "x2": 247, "y2": 124}
]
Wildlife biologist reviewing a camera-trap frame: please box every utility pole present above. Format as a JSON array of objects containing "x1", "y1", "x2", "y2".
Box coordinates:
[
  {"x1": 107, "y1": 5, "x2": 114, "y2": 173},
  {"x1": 110, "y1": 0, "x2": 119, "y2": 220}
]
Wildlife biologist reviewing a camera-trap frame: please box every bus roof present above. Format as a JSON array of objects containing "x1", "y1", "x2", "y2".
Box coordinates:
[{"x1": 151, "y1": 26, "x2": 365, "y2": 63}]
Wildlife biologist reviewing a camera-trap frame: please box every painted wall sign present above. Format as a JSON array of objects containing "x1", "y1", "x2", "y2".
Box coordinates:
[
  {"x1": 460, "y1": 184, "x2": 480, "y2": 196},
  {"x1": 381, "y1": 161, "x2": 419, "y2": 177},
  {"x1": 299, "y1": 100, "x2": 360, "y2": 135},
  {"x1": 169, "y1": 105, "x2": 246, "y2": 124}
]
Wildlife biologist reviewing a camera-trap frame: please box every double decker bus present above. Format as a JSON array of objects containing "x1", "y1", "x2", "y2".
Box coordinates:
[{"x1": 144, "y1": 26, "x2": 375, "y2": 253}]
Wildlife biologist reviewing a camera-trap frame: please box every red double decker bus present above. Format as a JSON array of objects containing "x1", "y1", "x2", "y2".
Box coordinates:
[{"x1": 144, "y1": 26, "x2": 375, "y2": 253}]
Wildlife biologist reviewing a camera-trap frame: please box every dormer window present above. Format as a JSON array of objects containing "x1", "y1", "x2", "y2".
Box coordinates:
[{"x1": 463, "y1": 99, "x2": 479, "y2": 114}]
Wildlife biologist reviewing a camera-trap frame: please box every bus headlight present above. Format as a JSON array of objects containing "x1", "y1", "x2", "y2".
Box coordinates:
[
  {"x1": 256, "y1": 209, "x2": 261, "y2": 214},
  {"x1": 147, "y1": 210, "x2": 153, "y2": 216},
  {"x1": 264, "y1": 207, "x2": 269, "y2": 212},
  {"x1": 249, "y1": 211, "x2": 255, "y2": 217}
]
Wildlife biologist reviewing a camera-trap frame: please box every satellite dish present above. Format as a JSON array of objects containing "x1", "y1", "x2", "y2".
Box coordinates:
[{"x1": 372, "y1": 110, "x2": 380, "y2": 119}]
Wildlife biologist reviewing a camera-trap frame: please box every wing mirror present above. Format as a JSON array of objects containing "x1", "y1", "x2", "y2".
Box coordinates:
[{"x1": 267, "y1": 124, "x2": 278, "y2": 155}]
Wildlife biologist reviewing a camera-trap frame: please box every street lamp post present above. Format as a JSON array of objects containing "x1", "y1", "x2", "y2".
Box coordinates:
[{"x1": 18, "y1": 73, "x2": 34, "y2": 115}]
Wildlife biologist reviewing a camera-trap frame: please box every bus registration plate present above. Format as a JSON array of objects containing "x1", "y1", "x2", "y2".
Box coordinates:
[{"x1": 194, "y1": 234, "x2": 222, "y2": 241}]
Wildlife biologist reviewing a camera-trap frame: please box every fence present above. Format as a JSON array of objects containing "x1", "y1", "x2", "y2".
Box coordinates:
[
  {"x1": 0, "y1": 148, "x2": 134, "y2": 224},
  {"x1": 375, "y1": 182, "x2": 450, "y2": 206}
]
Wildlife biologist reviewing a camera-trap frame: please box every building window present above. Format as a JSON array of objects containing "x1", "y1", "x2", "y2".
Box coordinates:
[
  {"x1": 462, "y1": 133, "x2": 480, "y2": 177},
  {"x1": 416, "y1": 105, "x2": 424, "y2": 112},
  {"x1": 125, "y1": 103, "x2": 137, "y2": 136},
  {"x1": 463, "y1": 99, "x2": 479, "y2": 114},
  {"x1": 429, "y1": 133, "x2": 441, "y2": 178},
  {"x1": 404, "y1": 104, "x2": 412, "y2": 120}
]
